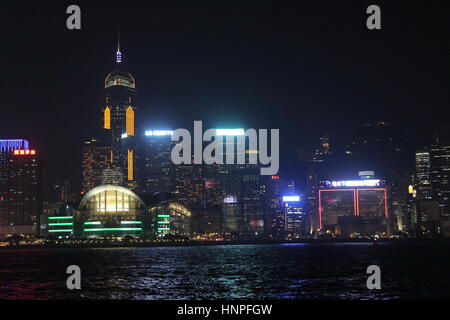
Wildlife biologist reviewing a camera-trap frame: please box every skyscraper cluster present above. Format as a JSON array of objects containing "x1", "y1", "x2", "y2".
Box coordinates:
[
  {"x1": 75, "y1": 39, "x2": 306, "y2": 240},
  {"x1": 304, "y1": 123, "x2": 450, "y2": 238},
  {"x1": 2, "y1": 37, "x2": 450, "y2": 241}
]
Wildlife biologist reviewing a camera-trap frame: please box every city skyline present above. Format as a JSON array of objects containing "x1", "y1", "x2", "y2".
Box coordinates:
[{"x1": 2, "y1": 1, "x2": 450, "y2": 304}]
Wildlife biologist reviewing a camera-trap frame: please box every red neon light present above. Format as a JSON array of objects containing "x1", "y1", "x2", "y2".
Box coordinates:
[
  {"x1": 357, "y1": 188, "x2": 360, "y2": 216},
  {"x1": 384, "y1": 188, "x2": 388, "y2": 218},
  {"x1": 318, "y1": 189, "x2": 357, "y2": 230},
  {"x1": 205, "y1": 180, "x2": 218, "y2": 189},
  {"x1": 318, "y1": 187, "x2": 389, "y2": 229},
  {"x1": 318, "y1": 190, "x2": 323, "y2": 229},
  {"x1": 355, "y1": 188, "x2": 388, "y2": 218},
  {"x1": 13, "y1": 149, "x2": 37, "y2": 156}
]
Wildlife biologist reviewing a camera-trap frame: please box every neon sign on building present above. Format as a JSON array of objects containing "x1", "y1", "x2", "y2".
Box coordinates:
[
  {"x1": 13, "y1": 149, "x2": 36, "y2": 156},
  {"x1": 327, "y1": 179, "x2": 381, "y2": 188},
  {"x1": 145, "y1": 130, "x2": 173, "y2": 136},
  {"x1": 318, "y1": 188, "x2": 388, "y2": 229},
  {"x1": 282, "y1": 195, "x2": 300, "y2": 202}
]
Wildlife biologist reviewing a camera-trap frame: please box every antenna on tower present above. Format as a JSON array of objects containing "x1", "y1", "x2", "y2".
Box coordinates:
[{"x1": 116, "y1": 26, "x2": 122, "y2": 63}]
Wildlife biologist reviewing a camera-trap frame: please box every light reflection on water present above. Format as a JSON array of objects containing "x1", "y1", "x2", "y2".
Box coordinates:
[{"x1": 0, "y1": 243, "x2": 449, "y2": 300}]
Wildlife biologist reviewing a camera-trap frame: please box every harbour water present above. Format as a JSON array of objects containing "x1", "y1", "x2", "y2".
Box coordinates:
[{"x1": 1, "y1": 242, "x2": 449, "y2": 299}]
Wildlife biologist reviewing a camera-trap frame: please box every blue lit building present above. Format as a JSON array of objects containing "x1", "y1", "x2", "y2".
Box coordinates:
[{"x1": 282, "y1": 195, "x2": 306, "y2": 238}]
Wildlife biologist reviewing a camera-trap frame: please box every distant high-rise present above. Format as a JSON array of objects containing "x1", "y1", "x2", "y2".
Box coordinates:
[
  {"x1": 388, "y1": 171, "x2": 414, "y2": 233},
  {"x1": 173, "y1": 162, "x2": 206, "y2": 232},
  {"x1": 282, "y1": 195, "x2": 306, "y2": 238},
  {"x1": 263, "y1": 175, "x2": 283, "y2": 238},
  {"x1": 306, "y1": 168, "x2": 319, "y2": 233},
  {"x1": 171, "y1": 130, "x2": 265, "y2": 238},
  {"x1": 0, "y1": 140, "x2": 42, "y2": 236},
  {"x1": 415, "y1": 149, "x2": 432, "y2": 200},
  {"x1": 82, "y1": 138, "x2": 111, "y2": 193},
  {"x1": 54, "y1": 180, "x2": 76, "y2": 203},
  {"x1": 430, "y1": 128, "x2": 450, "y2": 216},
  {"x1": 143, "y1": 130, "x2": 175, "y2": 194},
  {"x1": 102, "y1": 31, "x2": 138, "y2": 190},
  {"x1": 311, "y1": 134, "x2": 331, "y2": 163},
  {"x1": 212, "y1": 131, "x2": 264, "y2": 237}
]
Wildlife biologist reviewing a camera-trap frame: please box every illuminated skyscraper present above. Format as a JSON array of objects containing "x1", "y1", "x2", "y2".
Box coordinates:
[
  {"x1": 306, "y1": 168, "x2": 320, "y2": 233},
  {"x1": 0, "y1": 140, "x2": 42, "y2": 236},
  {"x1": 102, "y1": 32, "x2": 139, "y2": 190},
  {"x1": 170, "y1": 129, "x2": 265, "y2": 238},
  {"x1": 82, "y1": 138, "x2": 111, "y2": 193},
  {"x1": 415, "y1": 149, "x2": 432, "y2": 200},
  {"x1": 318, "y1": 173, "x2": 389, "y2": 236},
  {"x1": 430, "y1": 128, "x2": 450, "y2": 216},
  {"x1": 263, "y1": 175, "x2": 284, "y2": 238},
  {"x1": 143, "y1": 130, "x2": 175, "y2": 194},
  {"x1": 213, "y1": 130, "x2": 264, "y2": 237},
  {"x1": 1, "y1": 140, "x2": 30, "y2": 217},
  {"x1": 282, "y1": 195, "x2": 306, "y2": 238},
  {"x1": 173, "y1": 161, "x2": 206, "y2": 232}
]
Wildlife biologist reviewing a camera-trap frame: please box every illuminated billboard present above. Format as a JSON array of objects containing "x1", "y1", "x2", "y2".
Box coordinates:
[
  {"x1": 328, "y1": 179, "x2": 381, "y2": 188},
  {"x1": 223, "y1": 195, "x2": 237, "y2": 204},
  {"x1": 283, "y1": 195, "x2": 300, "y2": 202},
  {"x1": 13, "y1": 149, "x2": 36, "y2": 156},
  {"x1": 145, "y1": 130, "x2": 173, "y2": 136}
]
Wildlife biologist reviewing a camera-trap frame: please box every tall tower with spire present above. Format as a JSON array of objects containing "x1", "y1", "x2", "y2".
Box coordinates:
[
  {"x1": 102, "y1": 29, "x2": 138, "y2": 190},
  {"x1": 116, "y1": 28, "x2": 122, "y2": 63}
]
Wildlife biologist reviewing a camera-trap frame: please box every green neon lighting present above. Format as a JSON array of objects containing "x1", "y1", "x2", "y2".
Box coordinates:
[
  {"x1": 84, "y1": 228, "x2": 142, "y2": 232},
  {"x1": 84, "y1": 221, "x2": 101, "y2": 225},
  {"x1": 48, "y1": 216, "x2": 73, "y2": 220},
  {"x1": 48, "y1": 223, "x2": 73, "y2": 226},
  {"x1": 120, "y1": 221, "x2": 142, "y2": 224},
  {"x1": 157, "y1": 221, "x2": 170, "y2": 224},
  {"x1": 48, "y1": 229, "x2": 73, "y2": 233},
  {"x1": 158, "y1": 228, "x2": 170, "y2": 231},
  {"x1": 157, "y1": 215, "x2": 170, "y2": 218}
]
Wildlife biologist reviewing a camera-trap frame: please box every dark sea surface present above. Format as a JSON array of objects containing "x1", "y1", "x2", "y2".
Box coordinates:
[{"x1": 1, "y1": 242, "x2": 450, "y2": 300}]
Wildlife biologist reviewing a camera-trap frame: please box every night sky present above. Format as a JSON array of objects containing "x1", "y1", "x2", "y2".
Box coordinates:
[{"x1": 1, "y1": 1, "x2": 448, "y2": 190}]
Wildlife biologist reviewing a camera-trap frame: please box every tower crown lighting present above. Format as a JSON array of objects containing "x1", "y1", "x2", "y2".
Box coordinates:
[
  {"x1": 116, "y1": 27, "x2": 122, "y2": 63},
  {"x1": 0, "y1": 139, "x2": 29, "y2": 151}
]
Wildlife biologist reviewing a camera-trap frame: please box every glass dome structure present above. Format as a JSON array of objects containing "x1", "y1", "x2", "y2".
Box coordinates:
[{"x1": 79, "y1": 184, "x2": 145, "y2": 215}]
